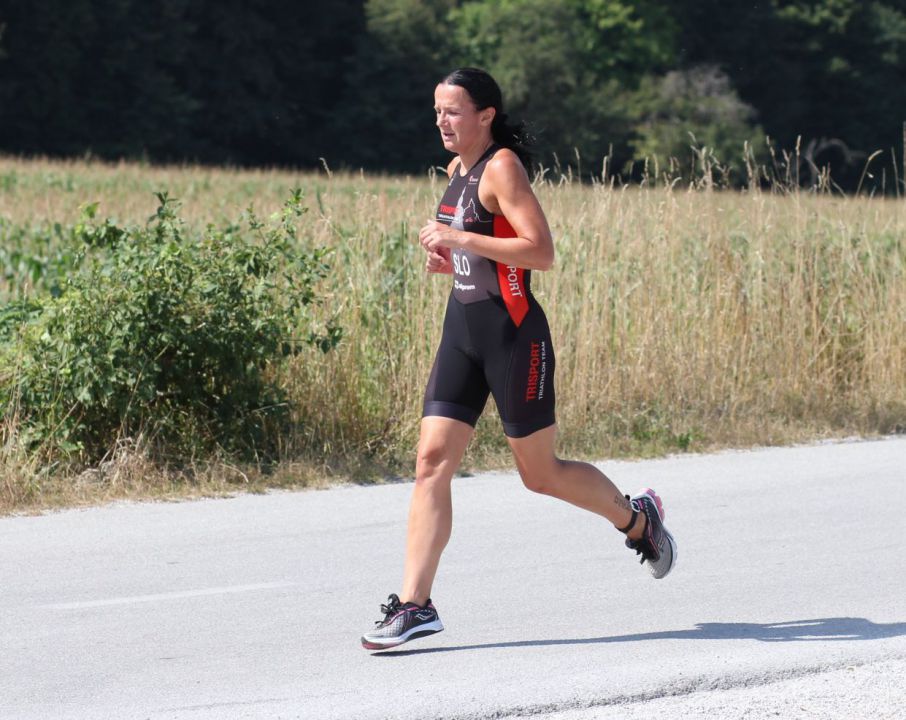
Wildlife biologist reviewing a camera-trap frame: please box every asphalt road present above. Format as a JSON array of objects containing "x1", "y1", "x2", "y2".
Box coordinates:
[{"x1": 1, "y1": 437, "x2": 904, "y2": 719}]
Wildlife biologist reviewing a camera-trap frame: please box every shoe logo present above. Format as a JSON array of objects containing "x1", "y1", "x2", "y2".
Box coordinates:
[{"x1": 414, "y1": 611, "x2": 434, "y2": 621}]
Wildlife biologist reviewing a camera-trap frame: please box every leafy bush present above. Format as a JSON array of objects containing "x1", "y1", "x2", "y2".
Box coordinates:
[
  {"x1": 0, "y1": 191, "x2": 341, "y2": 465},
  {"x1": 626, "y1": 65, "x2": 767, "y2": 184},
  {"x1": 0, "y1": 217, "x2": 83, "y2": 302}
]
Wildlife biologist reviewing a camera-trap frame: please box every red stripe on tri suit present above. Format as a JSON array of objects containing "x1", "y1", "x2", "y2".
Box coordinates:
[{"x1": 493, "y1": 215, "x2": 529, "y2": 327}]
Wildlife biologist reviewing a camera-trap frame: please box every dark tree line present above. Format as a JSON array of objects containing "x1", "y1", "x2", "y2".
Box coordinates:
[{"x1": 1, "y1": 0, "x2": 904, "y2": 189}]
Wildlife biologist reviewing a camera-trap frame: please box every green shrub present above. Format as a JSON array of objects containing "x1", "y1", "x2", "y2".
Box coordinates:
[
  {"x1": 0, "y1": 190, "x2": 341, "y2": 465},
  {"x1": 0, "y1": 217, "x2": 83, "y2": 301},
  {"x1": 626, "y1": 65, "x2": 767, "y2": 184}
]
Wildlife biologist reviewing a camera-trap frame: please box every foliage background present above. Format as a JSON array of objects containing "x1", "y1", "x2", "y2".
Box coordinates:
[
  {"x1": 1, "y1": 1, "x2": 905, "y2": 190},
  {"x1": 0, "y1": 157, "x2": 903, "y2": 512},
  {"x1": 1, "y1": 3, "x2": 905, "y2": 509}
]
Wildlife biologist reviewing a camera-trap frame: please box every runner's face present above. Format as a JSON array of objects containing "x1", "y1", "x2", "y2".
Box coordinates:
[{"x1": 434, "y1": 83, "x2": 493, "y2": 154}]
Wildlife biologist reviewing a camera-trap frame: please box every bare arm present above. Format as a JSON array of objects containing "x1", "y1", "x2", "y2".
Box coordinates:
[
  {"x1": 419, "y1": 149, "x2": 554, "y2": 271},
  {"x1": 423, "y1": 157, "x2": 459, "y2": 274}
]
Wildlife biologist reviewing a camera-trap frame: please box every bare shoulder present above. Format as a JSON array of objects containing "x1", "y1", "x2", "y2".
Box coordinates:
[
  {"x1": 482, "y1": 148, "x2": 533, "y2": 207},
  {"x1": 480, "y1": 148, "x2": 538, "y2": 215},
  {"x1": 485, "y1": 148, "x2": 529, "y2": 184}
]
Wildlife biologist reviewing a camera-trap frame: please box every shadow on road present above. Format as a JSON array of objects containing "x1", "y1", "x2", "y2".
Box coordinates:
[{"x1": 374, "y1": 617, "x2": 906, "y2": 656}]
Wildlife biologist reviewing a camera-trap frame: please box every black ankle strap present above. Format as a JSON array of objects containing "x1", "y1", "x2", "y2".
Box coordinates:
[{"x1": 617, "y1": 495, "x2": 638, "y2": 534}]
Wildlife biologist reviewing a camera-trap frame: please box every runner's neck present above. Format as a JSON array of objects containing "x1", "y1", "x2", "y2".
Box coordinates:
[{"x1": 457, "y1": 139, "x2": 496, "y2": 174}]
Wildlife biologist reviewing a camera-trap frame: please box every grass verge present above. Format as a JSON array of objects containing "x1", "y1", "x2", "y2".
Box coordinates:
[{"x1": 1, "y1": 155, "x2": 904, "y2": 514}]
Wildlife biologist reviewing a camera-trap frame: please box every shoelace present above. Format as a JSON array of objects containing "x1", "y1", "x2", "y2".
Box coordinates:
[
  {"x1": 375, "y1": 593, "x2": 403, "y2": 625},
  {"x1": 627, "y1": 538, "x2": 648, "y2": 564}
]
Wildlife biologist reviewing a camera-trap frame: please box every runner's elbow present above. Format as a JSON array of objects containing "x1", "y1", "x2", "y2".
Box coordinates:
[{"x1": 535, "y1": 245, "x2": 555, "y2": 271}]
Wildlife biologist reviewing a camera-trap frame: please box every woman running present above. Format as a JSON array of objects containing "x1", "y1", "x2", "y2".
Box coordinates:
[{"x1": 361, "y1": 67, "x2": 676, "y2": 651}]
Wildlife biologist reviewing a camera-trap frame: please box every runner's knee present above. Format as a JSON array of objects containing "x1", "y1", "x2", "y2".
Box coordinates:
[
  {"x1": 416, "y1": 441, "x2": 453, "y2": 481},
  {"x1": 519, "y1": 465, "x2": 555, "y2": 495}
]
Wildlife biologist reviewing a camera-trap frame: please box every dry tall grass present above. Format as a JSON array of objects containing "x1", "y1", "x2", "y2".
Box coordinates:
[{"x1": 1, "y1": 156, "x2": 904, "y2": 510}]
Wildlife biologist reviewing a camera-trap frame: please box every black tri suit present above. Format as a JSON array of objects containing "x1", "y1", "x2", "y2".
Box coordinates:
[{"x1": 422, "y1": 144, "x2": 556, "y2": 438}]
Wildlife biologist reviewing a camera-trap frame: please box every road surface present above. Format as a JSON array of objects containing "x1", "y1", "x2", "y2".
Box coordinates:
[{"x1": 1, "y1": 437, "x2": 904, "y2": 719}]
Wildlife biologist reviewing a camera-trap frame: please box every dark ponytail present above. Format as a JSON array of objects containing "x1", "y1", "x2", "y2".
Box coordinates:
[{"x1": 442, "y1": 67, "x2": 533, "y2": 169}]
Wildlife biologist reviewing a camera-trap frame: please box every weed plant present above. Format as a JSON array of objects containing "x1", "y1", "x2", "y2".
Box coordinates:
[{"x1": 1, "y1": 185, "x2": 339, "y2": 506}]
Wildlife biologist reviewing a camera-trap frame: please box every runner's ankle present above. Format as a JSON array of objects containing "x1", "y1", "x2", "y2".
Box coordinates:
[{"x1": 626, "y1": 512, "x2": 647, "y2": 541}]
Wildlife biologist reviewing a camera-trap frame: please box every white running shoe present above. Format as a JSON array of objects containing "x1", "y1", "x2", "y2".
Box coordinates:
[
  {"x1": 361, "y1": 593, "x2": 444, "y2": 650},
  {"x1": 625, "y1": 488, "x2": 677, "y2": 579}
]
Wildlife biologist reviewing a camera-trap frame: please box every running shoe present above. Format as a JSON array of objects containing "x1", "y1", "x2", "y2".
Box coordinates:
[
  {"x1": 360, "y1": 593, "x2": 444, "y2": 650},
  {"x1": 625, "y1": 488, "x2": 677, "y2": 579}
]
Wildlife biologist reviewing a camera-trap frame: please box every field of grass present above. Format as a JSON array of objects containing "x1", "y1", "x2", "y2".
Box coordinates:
[{"x1": 1, "y1": 156, "x2": 904, "y2": 512}]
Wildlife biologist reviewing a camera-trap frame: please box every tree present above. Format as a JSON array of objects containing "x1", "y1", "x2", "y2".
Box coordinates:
[
  {"x1": 0, "y1": 0, "x2": 365, "y2": 165},
  {"x1": 1, "y1": 0, "x2": 903, "y2": 189},
  {"x1": 179, "y1": 0, "x2": 364, "y2": 165},
  {"x1": 444, "y1": 0, "x2": 681, "y2": 175},
  {"x1": 337, "y1": 0, "x2": 458, "y2": 172},
  {"x1": 627, "y1": 65, "x2": 766, "y2": 184},
  {"x1": 670, "y1": 0, "x2": 906, "y2": 188}
]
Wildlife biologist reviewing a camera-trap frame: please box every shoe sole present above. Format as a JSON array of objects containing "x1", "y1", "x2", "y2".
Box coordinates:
[
  {"x1": 651, "y1": 529, "x2": 678, "y2": 579},
  {"x1": 361, "y1": 620, "x2": 444, "y2": 650}
]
